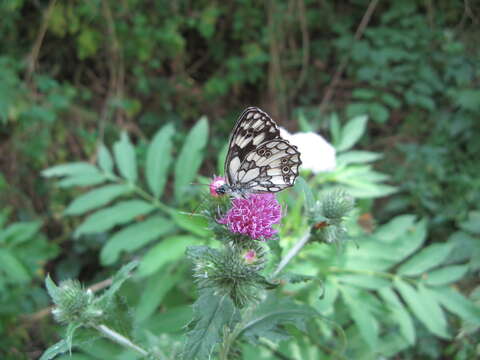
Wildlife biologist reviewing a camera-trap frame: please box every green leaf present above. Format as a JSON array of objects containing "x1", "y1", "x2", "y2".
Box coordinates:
[
  {"x1": 398, "y1": 242, "x2": 454, "y2": 276},
  {"x1": 340, "y1": 286, "x2": 379, "y2": 349},
  {"x1": 97, "y1": 144, "x2": 114, "y2": 173},
  {"x1": 216, "y1": 141, "x2": 229, "y2": 175},
  {"x1": 335, "y1": 115, "x2": 368, "y2": 152},
  {"x1": 138, "y1": 235, "x2": 199, "y2": 277},
  {"x1": 337, "y1": 274, "x2": 390, "y2": 290},
  {"x1": 65, "y1": 322, "x2": 82, "y2": 355},
  {"x1": 336, "y1": 151, "x2": 382, "y2": 166},
  {"x1": 64, "y1": 184, "x2": 131, "y2": 216},
  {"x1": 135, "y1": 263, "x2": 187, "y2": 323},
  {"x1": 113, "y1": 132, "x2": 137, "y2": 183},
  {"x1": 425, "y1": 265, "x2": 469, "y2": 286},
  {"x1": 57, "y1": 172, "x2": 107, "y2": 188},
  {"x1": 74, "y1": 200, "x2": 155, "y2": 238},
  {"x1": 0, "y1": 248, "x2": 30, "y2": 282},
  {"x1": 45, "y1": 274, "x2": 61, "y2": 304},
  {"x1": 394, "y1": 278, "x2": 449, "y2": 338},
  {"x1": 170, "y1": 211, "x2": 210, "y2": 238},
  {"x1": 100, "y1": 215, "x2": 175, "y2": 265},
  {"x1": 174, "y1": 116, "x2": 209, "y2": 202},
  {"x1": 183, "y1": 289, "x2": 237, "y2": 360},
  {"x1": 431, "y1": 286, "x2": 480, "y2": 325},
  {"x1": 98, "y1": 261, "x2": 138, "y2": 304},
  {"x1": 39, "y1": 340, "x2": 69, "y2": 360},
  {"x1": 1, "y1": 220, "x2": 41, "y2": 245},
  {"x1": 146, "y1": 123, "x2": 175, "y2": 198},
  {"x1": 239, "y1": 295, "x2": 317, "y2": 344},
  {"x1": 42, "y1": 162, "x2": 98, "y2": 178},
  {"x1": 295, "y1": 177, "x2": 316, "y2": 212},
  {"x1": 379, "y1": 287, "x2": 415, "y2": 344},
  {"x1": 459, "y1": 211, "x2": 480, "y2": 234}
]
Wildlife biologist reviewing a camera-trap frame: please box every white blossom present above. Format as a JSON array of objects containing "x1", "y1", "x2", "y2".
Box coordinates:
[{"x1": 280, "y1": 128, "x2": 336, "y2": 173}]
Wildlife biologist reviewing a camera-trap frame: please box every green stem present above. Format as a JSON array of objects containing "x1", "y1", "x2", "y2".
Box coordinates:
[
  {"x1": 93, "y1": 324, "x2": 149, "y2": 357},
  {"x1": 272, "y1": 230, "x2": 311, "y2": 277}
]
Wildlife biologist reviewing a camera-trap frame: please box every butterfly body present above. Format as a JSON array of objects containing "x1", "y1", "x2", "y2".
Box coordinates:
[{"x1": 221, "y1": 107, "x2": 302, "y2": 198}]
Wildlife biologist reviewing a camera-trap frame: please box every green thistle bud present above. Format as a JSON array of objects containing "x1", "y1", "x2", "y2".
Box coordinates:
[{"x1": 321, "y1": 190, "x2": 354, "y2": 220}]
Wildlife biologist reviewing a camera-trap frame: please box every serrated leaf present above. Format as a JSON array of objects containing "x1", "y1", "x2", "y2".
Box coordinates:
[
  {"x1": 39, "y1": 340, "x2": 69, "y2": 360},
  {"x1": 379, "y1": 287, "x2": 415, "y2": 344},
  {"x1": 335, "y1": 115, "x2": 368, "y2": 152},
  {"x1": 0, "y1": 248, "x2": 30, "y2": 282},
  {"x1": 113, "y1": 132, "x2": 137, "y2": 183},
  {"x1": 336, "y1": 151, "x2": 382, "y2": 166},
  {"x1": 174, "y1": 116, "x2": 208, "y2": 202},
  {"x1": 98, "y1": 261, "x2": 138, "y2": 304},
  {"x1": 340, "y1": 286, "x2": 379, "y2": 348},
  {"x1": 136, "y1": 263, "x2": 187, "y2": 323},
  {"x1": 138, "y1": 235, "x2": 199, "y2": 277},
  {"x1": 74, "y1": 200, "x2": 155, "y2": 238},
  {"x1": 375, "y1": 215, "x2": 417, "y2": 243},
  {"x1": 146, "y1": 123, "x2": 175, "y2": 198},
  {"x1": 100, "y1": 215, "x2": 175, "y2": 265},
  {"x1": 42, "y1": 162, "x2": 98, "y2": 178},
  {"x1": 45, "y1": 274, "x2": 61, "y2": 304},
  {"x1": 183, "y1": 289, "x2": 237, "y2": 360},
  {"x1": 425, "y1": 265, "x2": 469, "y2": 286},
  {"x1": 239, "y1": 295, "x2": 316, "y2": 344},
  {"x1": 398, "y1": 242, "x2": 454, "y2": 276},
  {"x1": 64, "y1": 184, "x2": 131, "y2": 215},
  {"x1": 431, "y1": 286, "x2": 480, "y2": 325},
  {"x1": 97, "y1": 144, "x2": 114, "y2": 173},
  {"x1": 394, "y1": 278, "x2": 449, "y2": 338}
]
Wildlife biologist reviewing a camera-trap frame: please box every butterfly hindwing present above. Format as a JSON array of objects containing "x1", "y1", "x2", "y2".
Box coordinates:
[{"x1": 225, "y1": 107, "x2": 280, "y2": 185}]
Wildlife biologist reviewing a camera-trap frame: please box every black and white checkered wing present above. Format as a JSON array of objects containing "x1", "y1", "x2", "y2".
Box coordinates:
[{"x1": 225, "y1": 107, "x2": 301, "y2": 193}]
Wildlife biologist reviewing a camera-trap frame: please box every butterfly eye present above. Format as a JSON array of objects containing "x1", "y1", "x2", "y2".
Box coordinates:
[
  {"x1": 257, "y1": 148, "x2": 266, "y2": 156},
  {"x1": 282, "y1": 166, "x2": 290, "y2": 173},
  {"x1": 265, "y1": 151, "x2": 272, "y2": 158},
  {"x1": 281, "y1": 157, "x2": 288, "y2": 164}
]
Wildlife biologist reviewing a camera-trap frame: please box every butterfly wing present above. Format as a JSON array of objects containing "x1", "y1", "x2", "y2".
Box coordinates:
[
  {"x1": 235, "y1": 139, "x2": 302, "y2": 192},
  {"x1": 224, "y1": 107, "x2": 281, "y2": 186}
]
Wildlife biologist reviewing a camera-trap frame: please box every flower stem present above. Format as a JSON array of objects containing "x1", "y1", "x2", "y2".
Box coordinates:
[
  {"x1": 272, "y1": 230, "x2": 311, "y2": 277},
  {"x1": 94, "y1": 324, "x2": 149, "y2": 357}
]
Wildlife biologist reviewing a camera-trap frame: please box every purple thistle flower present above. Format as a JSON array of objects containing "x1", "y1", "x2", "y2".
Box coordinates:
[{"x1": 218, "y1": 193, "x2": 282, "y2": 240}]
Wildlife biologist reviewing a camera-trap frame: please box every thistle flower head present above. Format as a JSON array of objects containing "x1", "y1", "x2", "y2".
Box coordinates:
[
  {"x1": 209, "y1": 176, "x2": 227, "y2": 197},
  {"x1": 218, "y1": 193, "x2": 282, "y2": 240}
]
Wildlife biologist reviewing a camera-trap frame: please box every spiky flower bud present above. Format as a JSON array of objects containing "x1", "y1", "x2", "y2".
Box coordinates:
[{"x1": 321, "y1": 190, "x2": 354, "y2": 220}]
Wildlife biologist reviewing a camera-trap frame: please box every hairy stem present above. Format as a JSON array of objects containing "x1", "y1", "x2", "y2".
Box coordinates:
[
  {"x1": 94, "y1": 324, "x2": 149, "y2": 357},
  {"x1": 272, "y1": 230, "x2": 311, "y2": 277}
]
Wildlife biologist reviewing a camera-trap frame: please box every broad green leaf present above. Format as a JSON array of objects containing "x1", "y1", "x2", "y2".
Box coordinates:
[
  {"x1": 39, "y1": 340, "x2": 69, "y2": 360},
  {"x1": 174, "y1": 116, "x2": 209, "y2": 202},
  {"x1": 459, "y1": 211, "x2": 480, "y2": 234},
  {"x1": 335, "y1": 115, "x2": 368, "y2": 152},
  {"x1": 431, "y1": 286, "x2": 480, "y2": 325},
  {"x1": 138, "y1": 235, "x2": 199, "y2": 277},
  {"x1": 0, "y1": 248, "x2": 30, "y2": 282},
  {"x1": 135, "y1": 263, "x2": 187, "y2": 323},
  {"x1": 417, "y1": 283, "x2": 449, "y2": 335},
  {"x1": 398, "y1": 242, "x2": 454, "y2": 276},
  {"x1": 57, "y1": 172, "x2": 107, "y2": 188},
  {"x1": 146, "y1": 123, "x2": 175, "y2": 198},
  {"x1": 170, "y1": 211, "x2": 210, "y2": 238},
  {"x1": 74, "y1": 200, "x2": 155, "y2": 238},
  {"x1": 113, "y1": 132, "x2": 137, "y2": 183},
  {"x1": 216, "y1": 141, "x2": 229, "y2": 175},
  {"x1": 340, "y1": 286, "x2": 379, "y2": 349},
  {"x1": 337, "y1": 274, "x2": 390, "y2": 290},
  {"x1": 100, "y1": 215, "x2": 175, "y2": 265},
  {"x1": 394, "y1": 278, "x2": 449, "y2": 338},
  {"x1": 97, "y1": 144, "x2": 114, "y2": 173},
  {"x1": 336, "y1": 151, "x2": 382, "y2": 166},
  {"x1": 425, "y1": 265, "x2": 469, "y2": 286},
  {"x1": 183, "y1": 289, "x2": 237, "y2": 360},
  {"x1": 375, "y1": 215, "x2": 417, "y2": 243},
  {"x1": 295, "y1": 177, "x2": 316, "y2": 212},
  {"x1": 1, "y1": 220, "x2": 41, "y2": 245},
  {"x1": 379, "y1": 287, "x2": 415, "y2": 344},
  {"x1": 329, "y1": 113, "x2": 341, "y2": 145},
  {"x1": 42, "y1": 162, "x2": 98, "y2": 178},
  {"x1": 239, "y1": 295, "x2": 317, "y2": 344},
  {"x1": 64, "y1": 184, "x2": 131, "y2": 215},
  {"x1": 45, "y1": 274, "x2": 61, "y2": 304}
]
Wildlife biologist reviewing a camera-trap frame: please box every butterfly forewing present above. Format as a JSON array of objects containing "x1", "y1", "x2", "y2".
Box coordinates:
[{"x1": 225, "y1": 107, "x2": 301, "y2": 196}]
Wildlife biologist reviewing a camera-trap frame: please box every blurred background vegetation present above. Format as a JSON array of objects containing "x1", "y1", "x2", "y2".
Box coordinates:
[{"x1": 1, "y1": 0, "x2": 479, "y2": 359}]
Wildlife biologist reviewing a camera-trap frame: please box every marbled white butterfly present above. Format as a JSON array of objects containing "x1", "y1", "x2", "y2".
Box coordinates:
[{"x1": 215, "y1": 107, "x2": 302, "y2": 198}]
